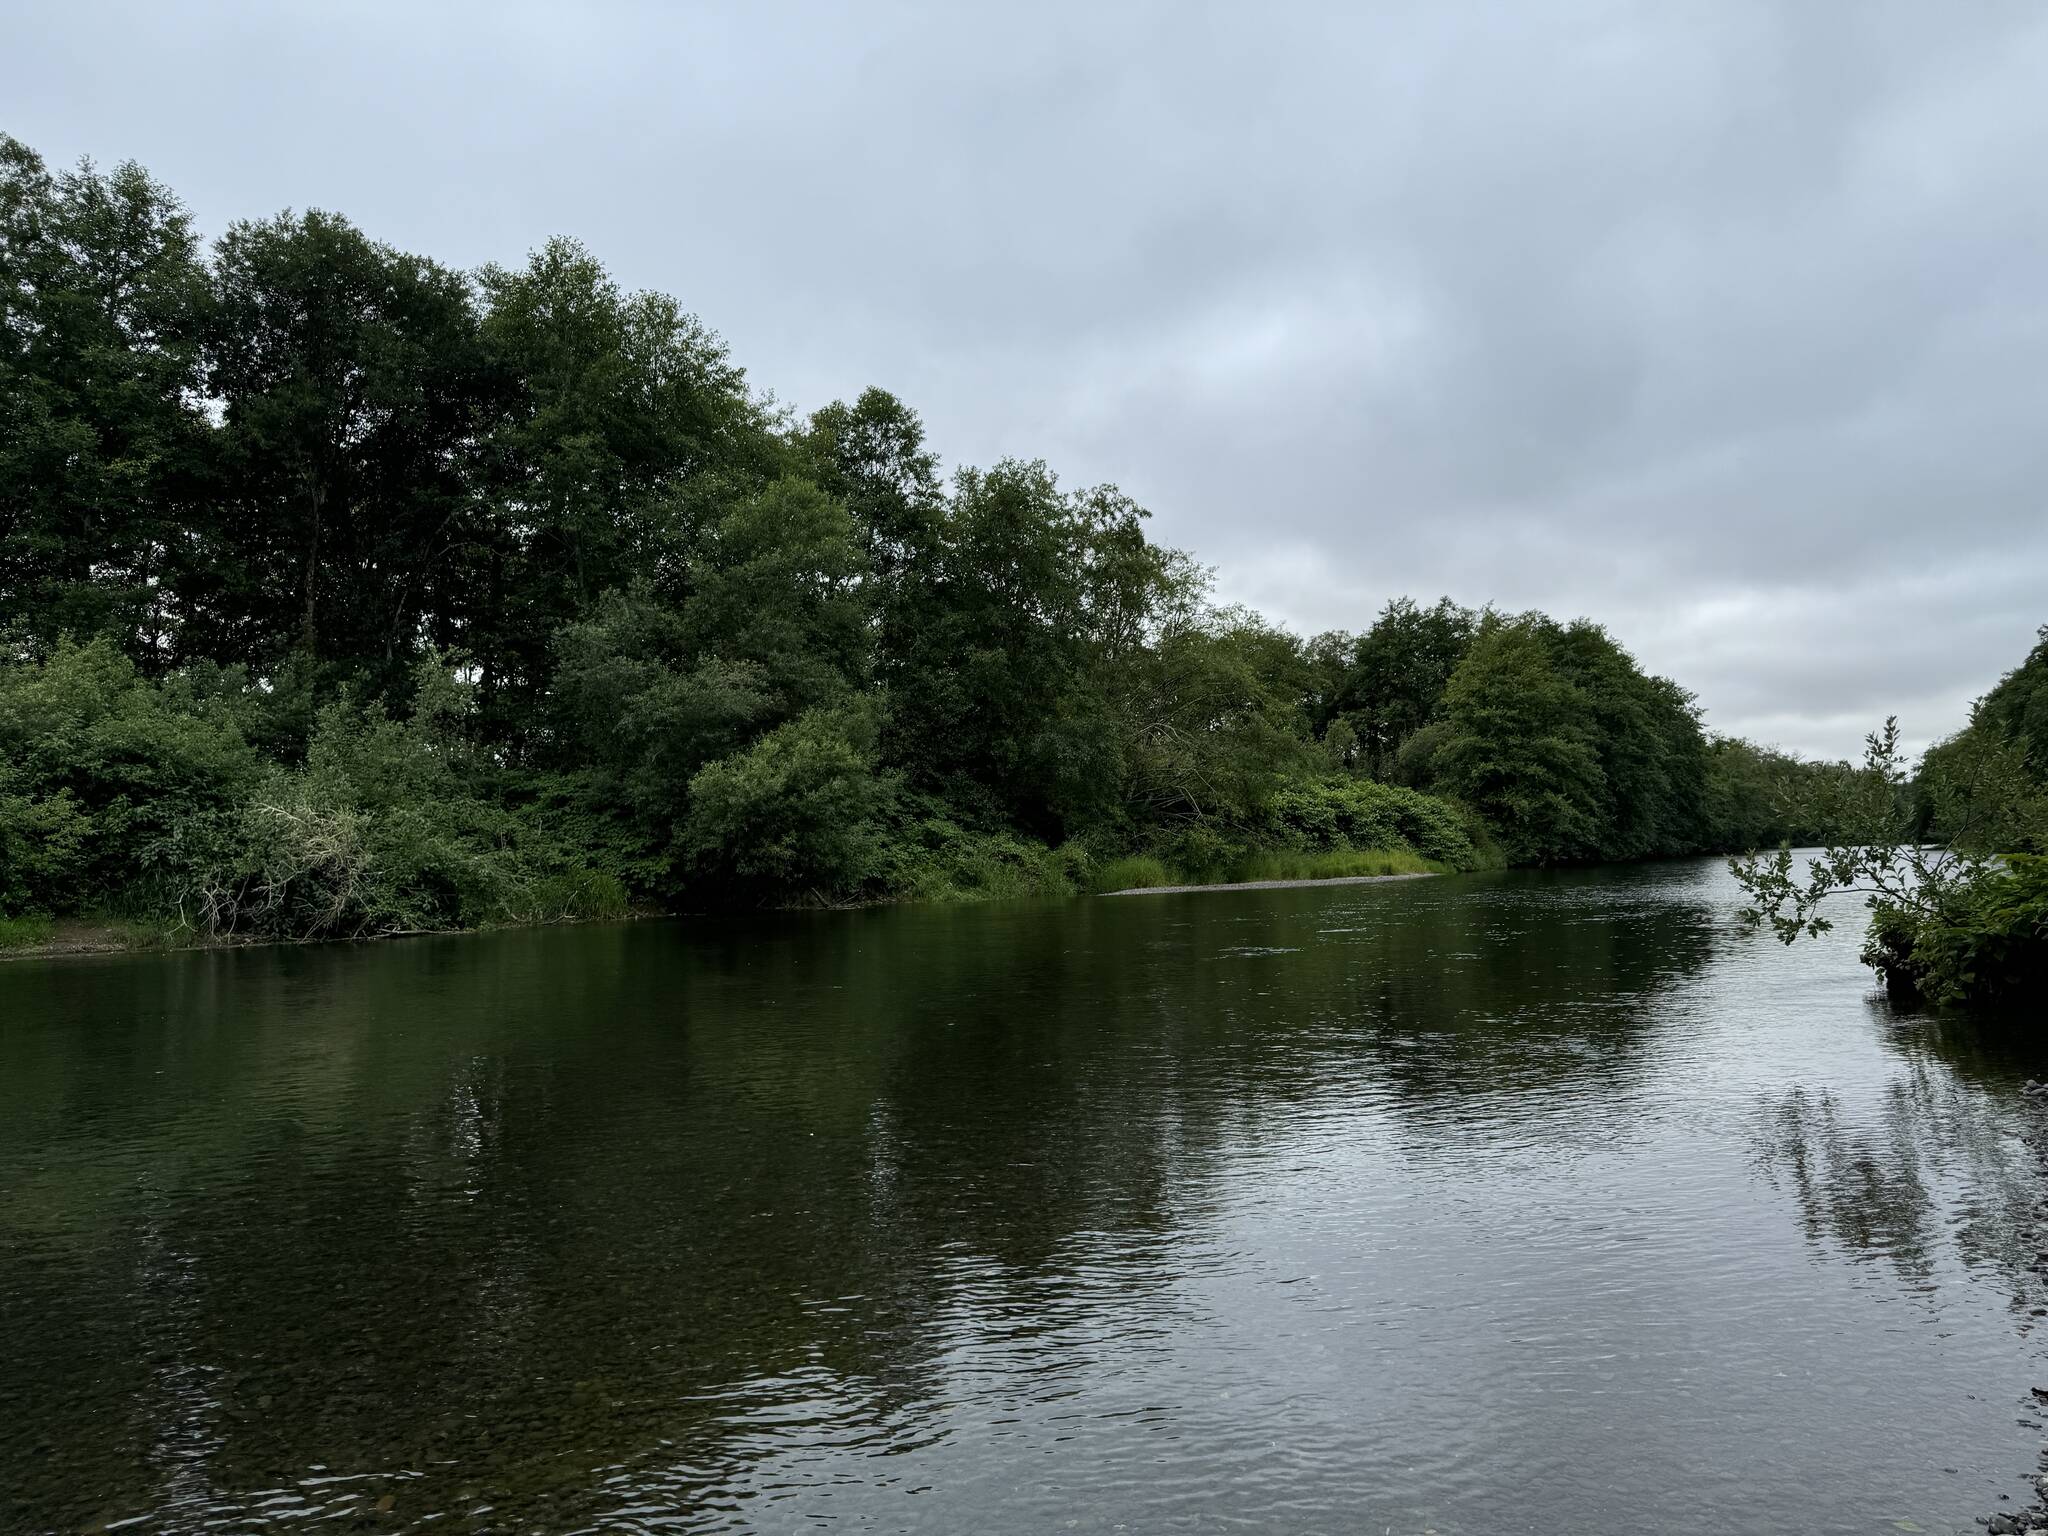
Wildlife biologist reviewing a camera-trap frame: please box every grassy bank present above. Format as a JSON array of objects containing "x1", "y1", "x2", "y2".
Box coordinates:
[
  {"x1": 1086, "y1": 845, "x2": 1444, "y2": 894},
  {"x1": 0, "y1": 835, "x2": 1471, "y2": 962},
  {"x1": 0, "y1": 913, "x2": 183, "y2": 958}
]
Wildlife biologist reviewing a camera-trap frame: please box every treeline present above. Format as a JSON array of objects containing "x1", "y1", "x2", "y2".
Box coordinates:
[{"x1": 1, "y1": 136, "x2": 1826, "y2": 942}]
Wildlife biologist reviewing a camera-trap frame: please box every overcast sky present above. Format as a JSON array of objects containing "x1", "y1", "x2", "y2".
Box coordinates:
[{"x1": 10, "y1": 1, "x2": 2044, "y2": 758}]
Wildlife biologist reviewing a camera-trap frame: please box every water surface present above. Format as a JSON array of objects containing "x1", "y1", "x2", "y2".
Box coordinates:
[{"x1": 4, "y1": 860, "x2": 2046, "y2": 1534}]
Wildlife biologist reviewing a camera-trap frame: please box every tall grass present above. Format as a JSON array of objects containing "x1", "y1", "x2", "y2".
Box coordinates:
[
  {"x1": 1227, "y1": 847, "x2": 1437, "y2": 882},
  {"x1": 0, "y1": 914, "x2": 55, "y2": 949},
  {"x1": 1085, "y1": 855, "x2": 1177, "y2": 894},
  {"x1": 1086, "y1": 845, "x2": 1441, "y2": 893}
]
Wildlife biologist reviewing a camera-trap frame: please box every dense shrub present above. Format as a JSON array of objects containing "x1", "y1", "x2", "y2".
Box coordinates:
[
  {"x1": 872, "y1": 801, "x2": 1091, "y2": 902},
  {"x1": 1867, "y1": 856, "x2": 2048, "y2": 1009},
  {"x1": 684, "y1": 705, "x2": 894, "y2": 898},
  {"x1": 1261, "y1": 778, "x2": 1479, "y2": 868},
  {"x1": 0, "y1": 638, "x2": 257, "y2": 914}
]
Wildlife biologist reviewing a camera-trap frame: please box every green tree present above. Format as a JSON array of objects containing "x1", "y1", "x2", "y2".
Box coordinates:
[
  {"x1": 884, "y1": 461, "x2": 1173, "y2": 835},
  {"x1": 0, "y1": 637, "x2": 257, "y2": 913},
  {"x1": 1547, "y1": 620, "x2": 1707, "y2": 859},
  {"x1": 469, "y1": 239, "x2": 776, "y2": 729},
  {"x1": 1432, "y1": 618, "x2": 1605, "y2": 863},
  {"x1": 197, "y1": 209, "x2": 492, "y2": 681},
  {"x1": 0, "y1": 137, "x2": 211, "y2": 660},
  {"x1": 1118, "y1": 605, "x2": 1313, "y2": 827},
  {"x1": 1332, "y1": 597, "x2": 1476, "y2": 779},
  {"x1": 1733, "y1": 717, "x2": 2048, "y2": 1007},
  {"x1": 1919, "y1": 625, "x2": 2048, "y2": 853},
  {"x1": 683, "y1": 703, "x2": 894, "y2": 898},
  {"x1": 800, "y1": 387, "x2": 943, "y2": 582}
]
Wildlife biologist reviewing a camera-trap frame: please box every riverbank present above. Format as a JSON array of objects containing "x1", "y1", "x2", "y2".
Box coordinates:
[
  {"x1": 0, "y1": 914, "x2": 180, "y2": 960},
  {"x1": 0, "y1": 911, "x2": 643, "y2": 964},
  {"x1": 0, "y1": 845, "x2": 1460, "y2": 962},
  {"x1": 0, "y1": 871, "x2": 1441, "y2": 962},
  {"x1": 1105, "y1": 871, "x2": 1438, "y2": 896}
]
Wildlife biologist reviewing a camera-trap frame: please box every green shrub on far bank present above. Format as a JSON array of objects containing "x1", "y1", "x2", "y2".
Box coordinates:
[
  {"x1": 0, "y1": 913, "x2": 54, "y2": 949},
  {"x1": 1086, "y1": 855, "x2": 1177, "y2": 894},
  {"x1": 873, "y1": 805, "x2": 1091, "y2": 903},
  {"x1": 1230, "y1": 846, "x2": 1437, "y2": 882},
  {"x1": 0, "y1": 637, "x2": 258, "y2": 916},
  {"x1": 1259, "y1": 778, "x2": 1481, "y2": 868},
  {"x1": 1735, "y1": 714, "x2": 2048, "y2": 1014}
]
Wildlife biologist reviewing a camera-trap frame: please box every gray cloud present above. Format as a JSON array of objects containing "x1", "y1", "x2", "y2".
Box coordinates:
[{"x1": 10, "y1": 0, "x2": 2044, "y2": 757}]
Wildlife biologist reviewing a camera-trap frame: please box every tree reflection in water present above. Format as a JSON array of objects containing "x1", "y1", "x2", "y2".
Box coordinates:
[{"x1": 1754, "y1": 1004, "x2": 2048, "y2": 1323}]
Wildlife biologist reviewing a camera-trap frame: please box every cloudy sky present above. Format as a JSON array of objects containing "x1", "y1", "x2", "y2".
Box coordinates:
[{"x1": 11, "y1": 1, "x2": 2044, "y2": 757}]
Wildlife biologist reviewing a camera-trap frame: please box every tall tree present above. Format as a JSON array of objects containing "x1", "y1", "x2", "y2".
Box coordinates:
[
  {"x1": 800, "y1": 387, "x2": 943, "y2": 582},
  {"x1": 0, "y1": 137, "x2": 210, "y2": 662},
  {"x1": 1547, "y1": 619, "x2": 1707, "y2": 859},
  {"x1": 1432, "y1": 617, "x2": 1605, "y2": 863},
  {"x1": 885, "y1": 462, "x2": 1173, "y2": 834},
  {"x1": 470, "y1": 239, "x2": 775, "y2": 728},
  {"x1": 1337, "y1": 597, "x2": 1476, "y2": 778},
  {"x1": 196, "y1": 209, "x2": 491, "y2": 681}
]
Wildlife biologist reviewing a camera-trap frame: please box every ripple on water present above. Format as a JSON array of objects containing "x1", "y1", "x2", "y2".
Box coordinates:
[{"x1": 2, "y1": 859, "x2": 2046, "y2": 1534}]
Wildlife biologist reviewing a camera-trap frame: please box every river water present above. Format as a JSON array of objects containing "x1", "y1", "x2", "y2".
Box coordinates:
[{"x1": 3, "y1": 859, "x2": 2046, "y2": 1534}]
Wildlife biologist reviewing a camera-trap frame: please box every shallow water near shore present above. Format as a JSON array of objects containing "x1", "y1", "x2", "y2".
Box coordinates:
[{"x1": 4, "y1": 858, "x2": 2046, "y2": 1535}]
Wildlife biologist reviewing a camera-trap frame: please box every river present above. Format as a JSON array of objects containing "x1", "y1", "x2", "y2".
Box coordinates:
[{"x1": 3, "y1": 858, "x2": 2045, "y2": 1534}]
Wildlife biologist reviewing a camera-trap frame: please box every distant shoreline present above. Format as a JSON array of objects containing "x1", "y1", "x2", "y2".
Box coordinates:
[
  {"x1": 1103, "y1": 871, "x2": 1440, "y2": 897},
  {"x1": 0, "y1": 873, "x2": 1457, "y2": 963}
]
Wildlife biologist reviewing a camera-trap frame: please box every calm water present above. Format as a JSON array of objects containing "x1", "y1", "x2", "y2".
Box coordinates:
[{"x1": 4, "y1": 860, "x2": 2047, "y2": 1535}]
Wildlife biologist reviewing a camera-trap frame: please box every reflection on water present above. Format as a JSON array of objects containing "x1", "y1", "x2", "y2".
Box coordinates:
[
  {"x1": 1756, "y1": 1009, "x2": 2048, "y2": 1325},
  {"x1": 2, "y1": 860, "x2": 2045, "y2": 1535}
]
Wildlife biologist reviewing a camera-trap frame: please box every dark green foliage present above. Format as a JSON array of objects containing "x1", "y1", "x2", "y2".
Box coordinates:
[
  {"x1": 1700, "y1": 737, "x2": 1843, "y2": 851},
  {"x1": 882, "y1": 462, "x2": 1171, "y2": 835},
  {"x1": 0, "y1": 638, "x2": 257, "y2": 912},
  {"x1": 1314, "y1": 598, "x2": 1476, "y2": 779},
  {"x1": 467, "y1": 239, "x2": 777, "y2": 730},
  {"x1": 175, "y1": 659, "x2": 622, "y2": 941},
  {"x1": 1415, "y1": 614, "x2": 1716, "y2": 865},
  {"x1": 1733, "y1": 709, "x2": 2048, "y2": 1013},
  {"x1": 197, "y1": 210, "x2": 494, "y2": 684},
  {"x1": 1975, "y1": 627, "x2": 2048, "y2": 783},
  {"x1": 1261, "y1": 779, "x2": 1480, "y2": 869},
  {"x1": 0, "y1": 133, "x2": 1816, "y2": 942},
  {"x1": 1919, "y1": 626, "x2": 2048, "y2": 855},
  {"x1": 1892, "y1": 855, "x2": 2048, "y2": 1008},
  {"x1": 1428, "y1": 619, "x2": 1607, "y2": 863},
  {"x1": 1116, "y1": 603, "x2": 1315, "y2": 829},
  {"x1": 0, "y1": 137, "x2": 210, "y2": 660},
  {"x1": 799, "y1": 387, "x2": 943, "y2": 584},
  {"x1": 683, "y1": 704, "x2": 893, "y2": 897}
]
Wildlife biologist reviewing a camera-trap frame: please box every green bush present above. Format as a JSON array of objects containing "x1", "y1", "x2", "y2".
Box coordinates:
[
  {"x1": 0, "y1": 912, "x2": 55, "y2": 949},
  {"x1": 1870, "y1": 855, "x2": 2048, "y2": 1009},
  {"x1": 1157, "y1": 823, "x2": 1240, "y2": 882},
  {"x1": 159, "y1": 660, "x2": 624, "y2": 942},
  {"x1": 684, "y1": 704, "x2": 894, "y2": 899},
  {"x1": 1087, "y1": 854, "x2": 1175, "y2": 893},
  {"x1": 874, "y1": 803, "x2": 1091, "y2": 902},
  {"x1": 1260, "y1": 777, "x2": 1478, "y2": 868},
  {"x1": 0, "y1": 637, "x2": 258, "y2": 915},
  {"x1": 1228, "y1": 847, "x2": 1435, "y2": 882}
]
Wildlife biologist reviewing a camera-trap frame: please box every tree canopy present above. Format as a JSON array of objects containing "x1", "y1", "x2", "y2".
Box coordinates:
[{"x1": 0, "y1": 133, "x2": 1859, "y2": 939}]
